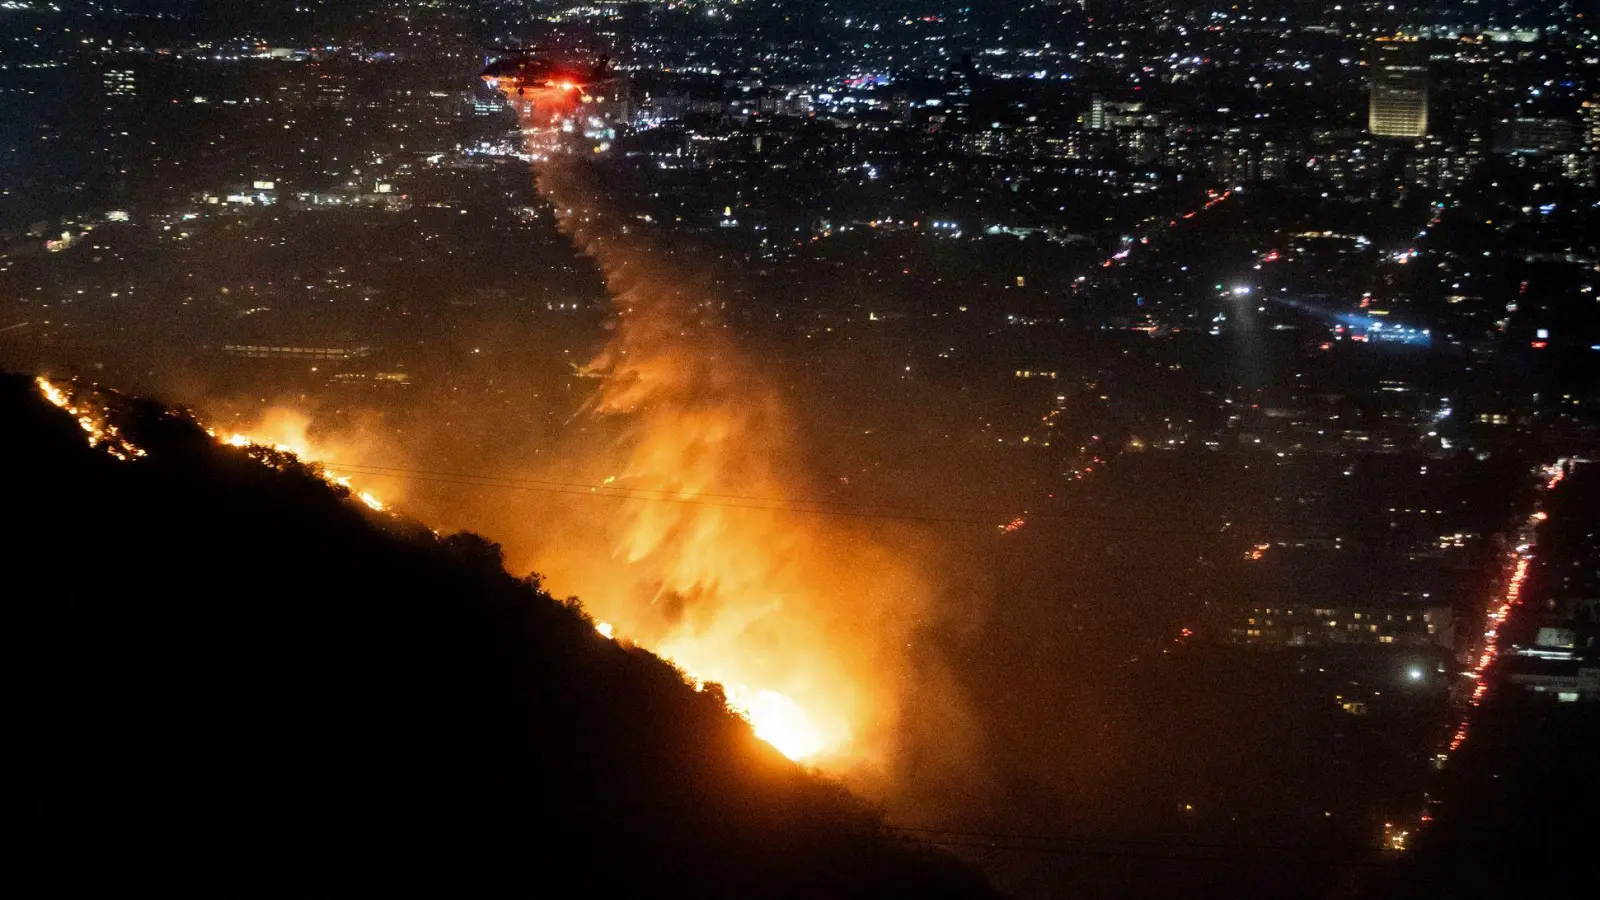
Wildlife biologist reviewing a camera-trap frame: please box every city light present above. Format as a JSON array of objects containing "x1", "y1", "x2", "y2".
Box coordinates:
[{"x1": 9, "y1": 8, "x2": 1597, "y2": 891}]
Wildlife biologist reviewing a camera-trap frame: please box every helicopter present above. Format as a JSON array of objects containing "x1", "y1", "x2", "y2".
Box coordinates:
[{"x1": 479, "y1": 49, "x2": 616, "y2": 97}]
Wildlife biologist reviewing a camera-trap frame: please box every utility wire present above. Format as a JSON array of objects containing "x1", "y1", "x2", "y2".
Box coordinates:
[
  {"x1": 322, "y1": 459, "x2": 1334, "y2": 535},
  {"x1": 872, "y1": 834, "x2": 1411, "y2": 867},
  {"x1": 328, "y1": 464, "x2": 1050, "y2": 527},
  {"x1": 883, "y1": 824, "x2": 1403, "y2": 856},
  {"x1": 335, "y1": 460, "x2": 1025, "y2": 513}
]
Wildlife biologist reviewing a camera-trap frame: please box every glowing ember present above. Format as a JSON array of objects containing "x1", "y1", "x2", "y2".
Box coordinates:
[
  {"x1": 41, "y1": 377, "x2": 385, "y2": 512},
  {"x1": 208, "y1": 419, "x2": 392, "y2": 517},
  {"x1": 35, "y1": 377, "x2": 147, "y2": 461},
  {"x1": 36, "y1": 377, "x2": 71, "y2": 410}
]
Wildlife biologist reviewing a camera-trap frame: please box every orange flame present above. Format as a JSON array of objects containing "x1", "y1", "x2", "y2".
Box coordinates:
[
  {"x1": 35, "y1": 377, "x2": 147, "y2": 461},
  {"x1": 489, "y1": 83, "x2": 940, "y2": 766},
  {"x1": 206, "y1": 407, "x2": 394, "y2": 515}
]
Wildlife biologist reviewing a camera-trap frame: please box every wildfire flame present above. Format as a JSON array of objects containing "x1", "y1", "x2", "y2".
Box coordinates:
[
  {"x1": 724, "y1": 686, "x2": 828, "y2": 761},
  {"x1": 58, "y1": 83, "x2": 958, "y2": 772},
  {"x1": 592, "y1": 615, "x2": 829, "y2": 759},
  {"x1": 35, "y1": 377, "x2": 147, "y2": 461},
  {"x1": 214, "y1": 426, "x2": 390, "y2": 513},
  {"x1": 35, "y1": 377, "x2": 385, "y2": 521},
  {"x1": 206, "y1": 375, "x2": 853, "y2": 763},
  {"x1": 485, "y1": 83, "x2": 940, "y2": 765}
]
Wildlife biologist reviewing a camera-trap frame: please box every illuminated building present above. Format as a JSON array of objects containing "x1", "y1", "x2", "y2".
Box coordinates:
[
  {"x1": 287, "y1": 188, "x2": 411, "y2": 211},
  {"x1": 1507, "y1": 666, "x2": 1600, "y2": 702},
  {"x1": 1036, "y1": 131, "x2": 1084, "y2": 160},
  {"x1": 1581, "y1": 98, "x2": 1599, "y2": 152},
  {"x1": 1088, "y1": 97, "x2": 1160, "y2": 132},
  {"x1": 1084, "y1": 97, "x2": 1163, "y2": 163},
  {"x1": 199, "y1": 182, "x2": 279, "y2": 208},
  {"x1": 104, "y1": 69, "x2": 136, "y2": 98},
  {"x1": 1229, "y1": 604, "x2": 1454, "y2": 649},
  {"x1": 1496, "y1": 118, "x2": 1579, "y2": 155},
  {"x1": 1404, "y1": 139, "x2": 1483, "y2": 190},
  {"x1": 946, "y1": 53, "x2": 976, "y2": 129},
  {"x1": 221, "y1": 344, "x2": 373, "y2": 361},
  {"x1": 1368, "y1": 43, "x2": 1428, "y2": 139},
  {"x1": 960, "y1": 128, "x2": 1010, "y2": 158},
  {"x1": 1216, "y1": 131, "x2": 1292, "y2": 183},
  {"x1": 330, "y1": 371, "x2": 412, "y2": 387},
  {"x1": 315, "y1": 72, "x2": 349, "y2": 109}
]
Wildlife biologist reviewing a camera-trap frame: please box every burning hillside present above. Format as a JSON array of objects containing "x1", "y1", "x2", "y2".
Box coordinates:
[
  {"x1": 487, "y1": 86, "x2": 959, "y2": 774},
  {"x1": 6, "y1": 371, "x2": 998, "y2": 898},
  {"x1": 32, "y1": 375, "x2": 849, "y2": 762}
]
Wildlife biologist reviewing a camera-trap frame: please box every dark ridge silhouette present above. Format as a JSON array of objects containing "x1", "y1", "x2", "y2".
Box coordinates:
[{"x1": 5, "y1": 373, "x2": 997, "y2": 899}]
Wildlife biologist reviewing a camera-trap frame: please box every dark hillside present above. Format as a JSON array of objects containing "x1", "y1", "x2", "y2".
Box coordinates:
[{"x1": 5, "y1": 373, "x2": 995, "y2": 899}]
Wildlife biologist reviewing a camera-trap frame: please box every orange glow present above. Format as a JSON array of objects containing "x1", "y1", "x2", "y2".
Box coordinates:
[
  {"x1": 35, "y1": 377, "x2": 147, "y2": 461},
  {"x1": 1429, "y1": 464, "x2": 1564, "y2": 781},
  {"x1": 205, "y1": 409, "x2": 396, "y2": 517},
  {"x1": 1414, "y1": 460, "x2": 1571, "y2": 846},
  {"x1": 39, "y1": 376, "x2": 397, "y2": 515},
  {"x1": 480, "y1": 78, "x2": 948, "y2": 766},
  {"x1": 724, "y1": 685, "x2": 829, "y2": 761}
]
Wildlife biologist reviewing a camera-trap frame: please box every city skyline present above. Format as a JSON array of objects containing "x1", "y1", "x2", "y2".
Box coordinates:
[{"x1": 4, "y1": 3, "x2": 1596, "y2": 898}]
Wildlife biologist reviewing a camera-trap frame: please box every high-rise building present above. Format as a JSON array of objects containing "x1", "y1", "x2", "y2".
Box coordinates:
[
  {"x1": 1087, "y1": 97, "x2": 1155, "y2": 132},
  {"x1": 947, "y1": 53, "x2": 977, "y2": 129},
  {"x1": 1496, "y1": 117, "x2": 1579, "y2": 154},
  {"x1": 1368, "y1": 42, "x2": 1428, "y2": 138},
  {"x1": 315, "y1": 72, "x2": 349, "y2": 109},
  {"x1": 1088, "y1": 95, "x2": 1107, "y2": 131},
  {"x1": 104, "y1": 69, "x2": 136, "y2": 98},
  {"x1": 1583, "y1": 98, "x2": 1600, "y2": 152}
]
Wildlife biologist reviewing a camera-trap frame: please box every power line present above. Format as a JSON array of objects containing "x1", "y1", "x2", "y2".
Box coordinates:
[
  {"x1": 329, "y1": 463, "x2": 1037, "y2": 527},
  {"x1": 322, "y1": 459, "x2": 1334, "y2": 535},
  {"x1": 323, "y1": 460, "x2": 1327, "y2": 530},
  {"x1": 883, "y1": 824, "x2": 1403, "y2": 856},
  {"x1": 872, "y1": 834, "x2": 1411, "y2": 868},
  {"x1": 335, "y1": 460, "x2": 1002, "y2": 512}
]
